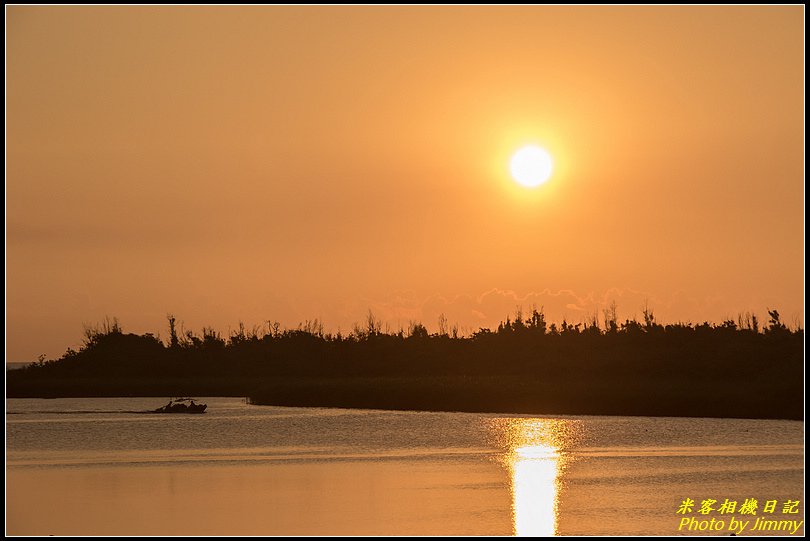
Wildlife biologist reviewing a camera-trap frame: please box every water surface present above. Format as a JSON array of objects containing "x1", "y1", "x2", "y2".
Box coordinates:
[{"x1": 6, "y1": 397, "x2": 804, "y2": 535}]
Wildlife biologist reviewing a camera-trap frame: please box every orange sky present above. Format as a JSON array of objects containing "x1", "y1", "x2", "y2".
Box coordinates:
[{"x1": 6, "y1": 6, "x2": 805, "y2": 361}]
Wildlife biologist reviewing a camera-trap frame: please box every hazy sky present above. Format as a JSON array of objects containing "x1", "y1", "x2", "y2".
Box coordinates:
[{"x1": 7, "y1": 6, "x2": 805, "y2": 361}]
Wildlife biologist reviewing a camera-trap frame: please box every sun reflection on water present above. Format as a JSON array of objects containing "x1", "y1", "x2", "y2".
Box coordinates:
[{"x1": 489, "y1": 418, "x2": 581, "y2": 536}]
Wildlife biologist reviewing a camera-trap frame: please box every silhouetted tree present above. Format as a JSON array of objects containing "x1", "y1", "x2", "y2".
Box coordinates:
[
  {"x1": 8, "y1": 306, "x2": 803, "y2": 420},
  {"x1": 766, "y1": 309, "x2": 788, "y2": 335},
  {"x1": 167, "y1": 314, "x2": 179, "y2": 349}
]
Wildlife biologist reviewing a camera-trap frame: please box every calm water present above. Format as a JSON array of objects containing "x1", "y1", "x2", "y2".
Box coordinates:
[{"x1": 6, "y1": 397, "x2": 804, "y2": 535}]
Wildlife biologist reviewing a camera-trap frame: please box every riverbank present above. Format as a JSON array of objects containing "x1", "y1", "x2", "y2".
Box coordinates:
[
  {"x1": 6, "y1": 374, "x2": 802, "y2": 420},
  {"x1": 7, "y1": 313, "x2": 802, "y2": 420}
]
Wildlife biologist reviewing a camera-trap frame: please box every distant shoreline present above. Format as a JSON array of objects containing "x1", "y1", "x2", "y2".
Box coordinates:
[
  {"x1": 248, "y1": 375, "x2": 805, "y2": 421},
  {"x1": 4, "y1": 392, "x2": 805, "y2": 422},
  {"x1": 6, "y1": 375, "x2": 803, "y2": 421},
  {"x1": 256, "y1": 403, "x2": 806, "y2": 422},
  {"x1": 7, "y1": 311, "x2": 803, "y2": 421},
  {"x1": 6, "y1": 362, "x2": 32, "y2": 371}
]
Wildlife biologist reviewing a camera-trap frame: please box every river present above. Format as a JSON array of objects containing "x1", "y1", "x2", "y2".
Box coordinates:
[{"x1": 6, "y1": 397, "x2": 804, "y2": 535}]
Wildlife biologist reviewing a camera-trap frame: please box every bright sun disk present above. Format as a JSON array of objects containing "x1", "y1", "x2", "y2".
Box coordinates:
[{"x1": 510, "y1": 145, "x2": 553, "y2": 187}]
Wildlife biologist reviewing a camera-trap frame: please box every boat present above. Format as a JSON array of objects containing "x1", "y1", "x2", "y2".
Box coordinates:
[{"x1": 152, "y1": 397, "x2": 207, "y2": 414}]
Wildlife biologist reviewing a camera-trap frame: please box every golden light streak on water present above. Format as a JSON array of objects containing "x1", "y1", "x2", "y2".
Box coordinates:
[{"x1": 488, "y1": 417, "x2": 581, "y2": 536}]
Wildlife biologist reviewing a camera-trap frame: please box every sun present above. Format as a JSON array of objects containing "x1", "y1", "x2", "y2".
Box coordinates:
[{"x1": 510, "y1": 145, "x2": 553, "y2": 188}]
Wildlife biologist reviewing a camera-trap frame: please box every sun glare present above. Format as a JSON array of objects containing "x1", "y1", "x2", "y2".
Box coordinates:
[
  {"x1": 510, "y1": 145, "x2": 553, "y2": 188},
  {"x1": 489, "y1": 417, "x2": 581, "y2": 536}
]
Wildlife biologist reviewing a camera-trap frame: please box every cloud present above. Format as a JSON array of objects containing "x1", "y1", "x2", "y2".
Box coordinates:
[
  {"x1": 328, "y1": 287, "x2": 667, "y2": 335},
  {"x1": 193, "y1": 287, "x2": 789, "y2": 339}
]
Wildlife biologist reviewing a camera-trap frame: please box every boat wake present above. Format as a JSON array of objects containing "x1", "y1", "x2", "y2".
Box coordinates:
[{"x1": 7, "y1": 410, "x2": 162, "y2": 415}]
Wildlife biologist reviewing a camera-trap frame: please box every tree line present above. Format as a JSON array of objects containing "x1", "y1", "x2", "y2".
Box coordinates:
[{"x1": 7, "y1": 306, "x2": 803, "y2": 420}]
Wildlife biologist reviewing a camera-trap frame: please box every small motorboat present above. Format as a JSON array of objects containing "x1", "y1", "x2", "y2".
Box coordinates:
[{"x1": 153, "y1": 397, "x2": 207, "y2": 414}]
